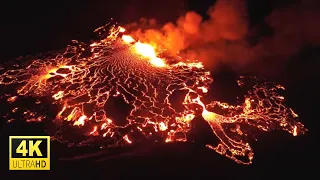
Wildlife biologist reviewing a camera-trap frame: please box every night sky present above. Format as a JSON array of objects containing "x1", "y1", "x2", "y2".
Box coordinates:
[
  {"x1": 0, "y1": 0, "x2": 295, "y2": 59},
  {"x1": 1, "y1": 0, "x2": 317, "y2": 179}
]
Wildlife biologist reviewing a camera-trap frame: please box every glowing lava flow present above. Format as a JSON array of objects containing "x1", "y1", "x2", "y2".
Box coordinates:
[
  {"x1": 0, "y1": 24, "x2": 307, "y2": 164},
  {"x1": 121, "y1": 31, "x2": 166, "y2": 67}
]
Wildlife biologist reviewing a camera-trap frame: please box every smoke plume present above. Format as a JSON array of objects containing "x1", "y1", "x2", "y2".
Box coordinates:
[{"x1": 124, "y1": 0, "x2": 320, "y2": 75}]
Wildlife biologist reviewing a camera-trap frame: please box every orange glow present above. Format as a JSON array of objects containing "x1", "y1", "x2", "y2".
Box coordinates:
[
  {"x1": 159, "y1": 122, "x2": 168, "y2": 131},
  {"x1": 122, "y1": 35, "x2": 135, "y2": 44},
  {"x1": 133, "y1": 42, "x2": 166, "y2": 67},
  {"x1": 89, "y1": 126, "x2": 98, "y2": 136},
  {"x1": 0, "y1": 24, "x2": 307, "y2": 165},
  {"x1": 7, "y1": 96, "x2": 17, "y2": 102},
  {"x1": 52, "y1": 91, "x2": 64, "y2": 100},
  {"x1": 74, "y1": 115, "x2": 87, "y2": 126},
  {"x1": 119, "y1": 30, "x2": 167, "y2": 67},
  {"x1": 134, "y1": 42, "x2": 157, "y2": 57},
  {"x1": 123, "y1": 135, "x2": 132, "y2": 144},
  {"x1": 119, "y1": 26, "x2": 125, "y2": 33},
  {"x1": 293, "y1": 125, "x2": 298, "y2": 136},
  {"x1": 197, "y1": 86, "x2": 208, "y2": 93}
]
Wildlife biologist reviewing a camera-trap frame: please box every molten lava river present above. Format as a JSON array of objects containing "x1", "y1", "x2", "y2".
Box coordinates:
[{"x1": 0, "y1": 24, "x2": 307, "y2": 164}]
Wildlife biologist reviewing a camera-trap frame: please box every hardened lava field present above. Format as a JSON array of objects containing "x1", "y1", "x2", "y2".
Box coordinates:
[{"x1": 0, "y1": 24, "x2": 307, "y2": 164}]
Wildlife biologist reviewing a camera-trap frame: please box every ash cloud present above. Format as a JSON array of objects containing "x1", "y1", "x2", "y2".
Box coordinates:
[{"x1": 124, "y1": 0, "x2": 320, "y2": 75}]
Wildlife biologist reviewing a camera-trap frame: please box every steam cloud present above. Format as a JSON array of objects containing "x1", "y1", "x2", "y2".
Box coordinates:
[{"x1": 124, "y1": 0, "x2": 320, "y2": 75}]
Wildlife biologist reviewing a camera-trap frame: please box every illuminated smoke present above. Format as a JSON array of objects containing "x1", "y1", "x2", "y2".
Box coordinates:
[{"x1": 124, "y1": 0, "x2": 320, "y2": 74}]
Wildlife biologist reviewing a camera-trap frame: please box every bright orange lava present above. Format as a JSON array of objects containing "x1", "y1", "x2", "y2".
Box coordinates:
[
  {"x1": 0, "y1": 24, "x2": 307, "y2": 165},
  {"x1": 122, "y1": 33, "x2": 166, "y2": 67}
]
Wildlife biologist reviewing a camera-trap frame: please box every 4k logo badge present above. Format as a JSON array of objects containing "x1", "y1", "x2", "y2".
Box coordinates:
[{"x1": 9, "y1": 136, "x2": 50, "y2": 170}]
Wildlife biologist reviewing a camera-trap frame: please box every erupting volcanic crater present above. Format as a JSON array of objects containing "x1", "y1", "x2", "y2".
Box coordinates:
[{"x1": 0, "y1": 23, "x2": 307, "y2": 165}]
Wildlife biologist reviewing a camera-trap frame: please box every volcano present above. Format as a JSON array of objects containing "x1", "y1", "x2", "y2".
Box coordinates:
[{"x1": 0, "y1": 23, "x2": 307, "y2": 166}]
